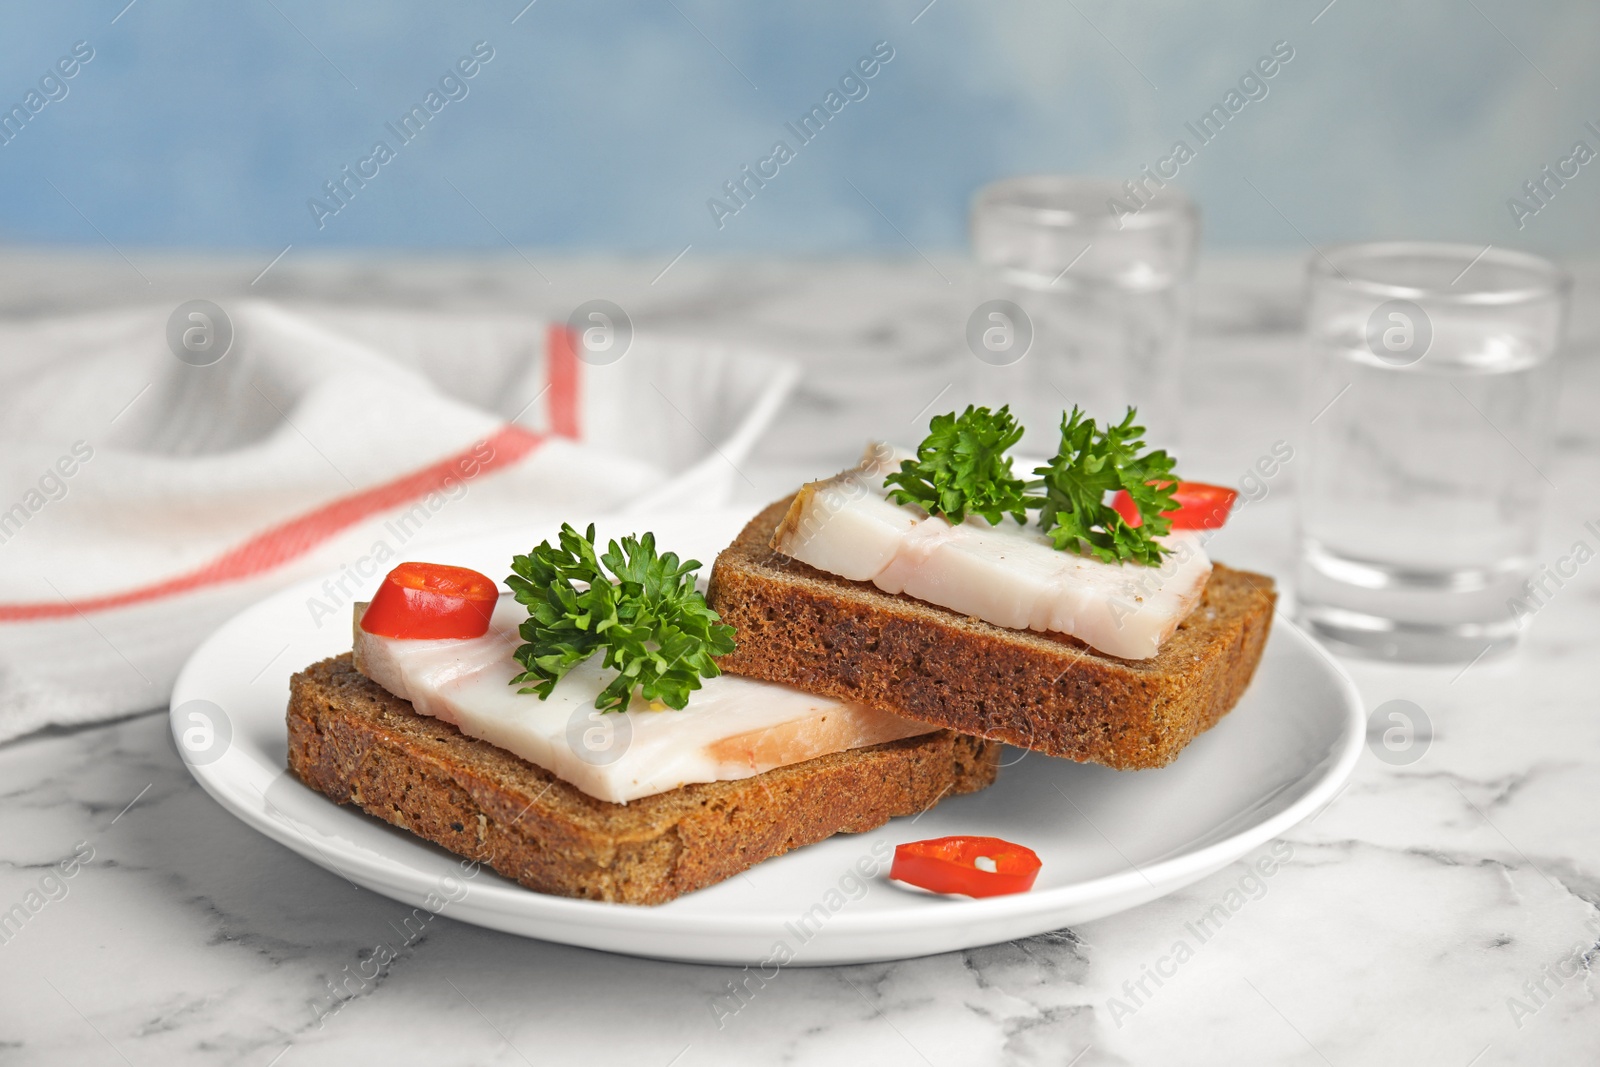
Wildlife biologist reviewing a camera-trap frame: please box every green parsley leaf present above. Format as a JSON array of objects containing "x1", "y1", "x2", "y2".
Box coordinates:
[
  {"x1": 506, "y1": 523, "x2": 737, "y2": 714},
  {"x1": 1032, "y1": 406, "x2": 1179, "y2": 566},
  {"x1": 884, "y1": 404, "x2": 1033, "y2": 525}
]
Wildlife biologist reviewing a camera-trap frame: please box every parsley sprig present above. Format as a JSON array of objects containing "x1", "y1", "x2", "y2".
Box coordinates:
[
  {"x1": 507, "y1": 524, "x2": 736, "y2": 713},
  {"x1": 883, "y1": 404, "x2": 1181, "y2": 566},
  {"x1": 883, "y1": 405, "x2": 1032, "y2": 525},
  {"x1": 1032, "y1": 407, "x2": 1178, "y2": 566}
]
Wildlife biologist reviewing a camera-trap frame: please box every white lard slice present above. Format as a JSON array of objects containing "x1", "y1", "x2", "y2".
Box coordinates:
[
  {"x1": 770, "y1": 444, "x2": 1212, "y2": 660},
  {"x1": 353, "y1": 597, "x2": 936, "y2": 804}
]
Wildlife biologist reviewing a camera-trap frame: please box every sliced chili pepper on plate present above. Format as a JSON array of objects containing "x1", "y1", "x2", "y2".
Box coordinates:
[
  {"x1": 358, "y1": 562, "x2": 499, "y2": 640},
  {"x1": 890, "y1": 835, "x2": 1042, "y2": 898}
]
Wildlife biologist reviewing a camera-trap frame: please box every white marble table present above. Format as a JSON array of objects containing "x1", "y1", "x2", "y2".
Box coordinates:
[{"x1": 2, "y1": 251, "x2": 1598, "y2": 1066}]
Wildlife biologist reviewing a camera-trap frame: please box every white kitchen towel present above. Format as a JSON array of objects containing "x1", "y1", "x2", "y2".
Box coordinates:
[{"x1": 0, "y1": 300, "x2": 795, "y2": 742}]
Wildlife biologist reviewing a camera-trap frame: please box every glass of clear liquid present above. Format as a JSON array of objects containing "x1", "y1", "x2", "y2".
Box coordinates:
[
  {"x1": 967, "y1": 176, "x2": 1199, "y2": 452},
  {"x1": 1296, "y1": 242, "x2": 1569, "y2": 663}
]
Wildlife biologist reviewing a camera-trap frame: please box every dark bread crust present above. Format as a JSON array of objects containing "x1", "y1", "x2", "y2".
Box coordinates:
[
  {"x1": 287, "y1": 654, "x2": 1000, "y2": 905},
  {"x1": 706, "y1": 498, "x2": 1277, "y2": 770}
]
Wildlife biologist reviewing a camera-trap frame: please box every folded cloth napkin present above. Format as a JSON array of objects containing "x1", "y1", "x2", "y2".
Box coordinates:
[{"x1": 0, "y1": 300, "x2": 792, "y2": 742}]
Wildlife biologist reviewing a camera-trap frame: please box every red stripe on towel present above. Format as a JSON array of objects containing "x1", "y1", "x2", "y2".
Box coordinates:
[
  {"x1": 0, "y1": 424, "x2": 545, "y2": 621},
  {"x1": 546, "y1": 323, "x2": 582, "y2": 440}
]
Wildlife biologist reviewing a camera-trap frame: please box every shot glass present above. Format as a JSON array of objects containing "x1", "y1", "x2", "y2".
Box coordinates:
[
  {"x1": 966, "y1": 175, "x2": 1199, "y2": 451},
  {"x1": 1295, "y1": 242, "x2": 1569, "y2": 663}
]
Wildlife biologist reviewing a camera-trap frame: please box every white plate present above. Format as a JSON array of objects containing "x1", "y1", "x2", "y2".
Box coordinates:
[{"x1": 171, "y1": 509, "x2": 1364, "y2": 966}]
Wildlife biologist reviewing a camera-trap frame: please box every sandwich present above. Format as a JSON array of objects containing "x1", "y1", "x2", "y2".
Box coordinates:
[
  {"x1": 287, "y1": 534, "x2": 999, "y2": 906},
  {"x1": 707, "y1": 405, "x2": 1276, "y2": 768}
]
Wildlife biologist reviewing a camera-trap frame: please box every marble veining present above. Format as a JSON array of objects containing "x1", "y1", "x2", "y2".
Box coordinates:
[{"x1": 1, "y1": 251, "x2": 1598, "y2": 1065}]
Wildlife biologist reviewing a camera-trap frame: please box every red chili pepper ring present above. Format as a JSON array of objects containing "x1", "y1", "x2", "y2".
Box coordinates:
[
  {"x1": 890, "y1": 836, "x2": 1042, "y2": 898},
  {"x1": 358, "y1": 562, "x2": 499, "y2": 640}
]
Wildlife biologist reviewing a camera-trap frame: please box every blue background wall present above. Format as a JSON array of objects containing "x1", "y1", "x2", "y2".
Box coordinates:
[{"x1": 0, "y1": 1, "x2": 1596, "y2": 254}]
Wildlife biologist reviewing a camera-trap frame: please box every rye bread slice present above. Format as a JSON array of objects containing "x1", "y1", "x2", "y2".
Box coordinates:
[
  {"x1": 287, "y1": 654, "x2": 1000, "y2": 905},
  {"x1": 706, "y1": 498, "x2": 1277, "y2": 770}
]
